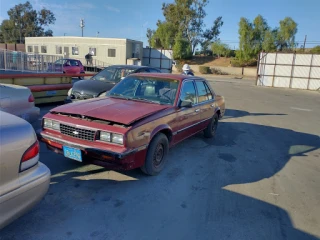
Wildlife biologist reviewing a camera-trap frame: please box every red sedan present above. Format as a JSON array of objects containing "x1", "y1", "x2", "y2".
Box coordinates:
[{"x1": 37, "y1": 73, "x2": 226, "y2": 175}]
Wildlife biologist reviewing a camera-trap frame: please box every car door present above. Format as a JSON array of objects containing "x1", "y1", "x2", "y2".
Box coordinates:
[
  {"x1": 194, "y1": 80, "x2": 216, "y2": 129},
  {"x1": 70, "y1": 60, "x2": 81, "y2": 74},
  {"x1": 63, "y1": 60, "x2": 72, "y2": 74},
  {"x1": 172, "y1": 80, "x2": 201, "y2": 143}
]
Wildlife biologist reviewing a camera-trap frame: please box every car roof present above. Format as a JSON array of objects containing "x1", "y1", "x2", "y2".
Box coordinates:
[
  {"x1": 59, "y1": 58, "x2": 80, "y2": 61},
  {"x1": 128, "y1": 73, "x2": 204, "y2": 82},
  {"x1": 109, "y1": 65, "x2": 156, "y2": 69}
]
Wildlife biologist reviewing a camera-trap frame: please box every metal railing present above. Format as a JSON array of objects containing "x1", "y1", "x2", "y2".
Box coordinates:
[
  {"x1": 0, "y1": 49, "x2": 63, "y2": 73},
  {"x1": 76, "y1": 57, "x2": 110, "y2": 68}
]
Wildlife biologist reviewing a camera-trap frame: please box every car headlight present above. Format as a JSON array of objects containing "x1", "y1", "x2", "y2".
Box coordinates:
[
  {"x1": 112, "y1": 133, "x2": 123, "y2": 144},
  {"x1": 68, "y1": 88, "x2": 72, "y2": 96},
  {"x1": 52, "y1": 121, "x2": 60, "y2": 130},
  {"x1": 100, "y1": 131, "x2": 111, "y2": 142},
  {"x1": 44, "y1": 119, "x2": 60, "y2": 131},
  {"x1": 44, "y1": 119, "x2": 52, "y2": 128},
  {"x1": 99, "y1": 131, "x2": 123, "y2": 144}
]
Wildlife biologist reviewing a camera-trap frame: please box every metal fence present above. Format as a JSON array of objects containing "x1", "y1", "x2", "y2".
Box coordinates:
[
  {"x1": 0, "y1": 49, "x2": 63, "y2": 73},
  {"x1": 257, "y1": 52, "x2": 320, "y2": 91}
]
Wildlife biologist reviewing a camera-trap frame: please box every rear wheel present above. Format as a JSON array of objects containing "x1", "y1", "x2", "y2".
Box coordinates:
[
  {"x1": 204, "y1": 113, "x2": 219, "y2": 138},
  {"x1": 141, "y1": 133, "x2": 169, "y2": 176}
]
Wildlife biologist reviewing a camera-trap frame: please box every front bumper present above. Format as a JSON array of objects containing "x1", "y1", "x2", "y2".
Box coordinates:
[{"x1": 37, "y1": 130, "x2": 148, "y2": 170}]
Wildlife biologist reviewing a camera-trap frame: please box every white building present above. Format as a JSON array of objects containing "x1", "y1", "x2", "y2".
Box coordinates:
[{"x1": 24, "y1": 36, "x2": 143, "y2": 66}]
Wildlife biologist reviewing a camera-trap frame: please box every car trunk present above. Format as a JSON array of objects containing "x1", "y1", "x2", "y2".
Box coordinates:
[{"x1": 0, "y1": 84, "x2": 35, "y2": 118}]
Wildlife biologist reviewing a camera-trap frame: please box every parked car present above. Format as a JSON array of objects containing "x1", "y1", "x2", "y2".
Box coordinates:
[
  {"x1": 65, "y1": 65, "x2": 162, "y2": 103},
  {"x1": 0, "y1": 111, "x2": 51, "y2": 230},
  {"x1": 37, "y1": 73, "x2": 225, "y2": 175},
  {"x1": 47, "y1": 58, "x2": 85, "y2": 78},
  {"x1": 0, "y1": 83, "x2": 40, "y2": 124}
]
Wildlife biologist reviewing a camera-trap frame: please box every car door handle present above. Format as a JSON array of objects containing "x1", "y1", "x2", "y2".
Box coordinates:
[{"x1": 195, "y1": 109, "x2": 200, "y2": 112}]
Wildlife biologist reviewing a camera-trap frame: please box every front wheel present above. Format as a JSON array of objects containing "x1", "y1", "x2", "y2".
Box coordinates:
[
  {"x1": 141, "y1": 133, "x2": 169, "y2": 176},
  {"x1": 204, "y1": 114, "x2": 219, "y2": 138}
]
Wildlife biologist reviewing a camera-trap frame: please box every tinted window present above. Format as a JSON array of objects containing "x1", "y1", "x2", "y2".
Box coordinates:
[
  {"x1": 204, "y1": 82, "x2": 213, "y2": 100},
  {"x1": 137, "y1": 68, "x2": 149, "y2": 73},
  {"x1": 70, "y1": 60, "x2": 79, "y2": 66},
  {"x1": 107, "y1": 76, "x2": 179, "y2": 105},
  {"x1": 196, "y1": 81, "x2": 212, "y2": 103},
  {"x1": 91, "y1": 66, "x2": 135, "y2": 83},
  {"x1": 148, "y1": 68, "x2": 161, "y2": 73},
  {"x1": 180, "y1": 81, "x2": 197, "y2": 104}
]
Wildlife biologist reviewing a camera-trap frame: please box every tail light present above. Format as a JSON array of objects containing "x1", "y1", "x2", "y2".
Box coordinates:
[
  {"x1": 20, "y1": 140, "x2": 40, "y2": 172},
  {"x1": 28, "y1": 94, "x2": 35, "y2": 102}
]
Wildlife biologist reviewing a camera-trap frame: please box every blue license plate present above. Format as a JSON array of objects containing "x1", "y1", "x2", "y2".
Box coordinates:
[{"x1": 63, "y1": 146, "x2": 82, "y2": 162}]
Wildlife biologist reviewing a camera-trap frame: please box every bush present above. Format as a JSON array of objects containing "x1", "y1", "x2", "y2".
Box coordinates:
[{"x1": 199, "y1": 66, "x2": 210, "y2": 74}]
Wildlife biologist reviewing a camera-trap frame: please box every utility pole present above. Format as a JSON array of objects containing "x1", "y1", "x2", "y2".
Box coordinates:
[
  {"x1": 80, "y1": 19, "x2": 85, "y2": 37},
  {"x1": 303, "y1": 35, "x2": 307, "y2": 52}
]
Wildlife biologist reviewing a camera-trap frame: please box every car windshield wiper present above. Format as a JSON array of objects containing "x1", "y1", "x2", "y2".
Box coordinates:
[
  {"x1": 109, "y1": 93, "x2": 129, "y2": 100},
  {"x1": 130, "y1": 97, "x2": 160, "y2": 104}
]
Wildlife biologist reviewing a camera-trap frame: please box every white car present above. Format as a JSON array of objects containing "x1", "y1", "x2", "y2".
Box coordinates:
[
  {"x1": 0, "y1": 83, "x2": 40, "y2": 123},
  {"x1": 0, "y1": 111, "x2": 51, "y2": 229}
]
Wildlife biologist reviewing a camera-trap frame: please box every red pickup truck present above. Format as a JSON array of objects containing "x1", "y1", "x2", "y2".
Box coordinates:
[{"x1": 37, "y1": 73, "x2": 225, "y2": 175}]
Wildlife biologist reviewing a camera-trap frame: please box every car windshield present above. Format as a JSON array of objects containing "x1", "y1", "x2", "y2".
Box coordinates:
[
  {"x1": 91, "y1": 66, "x2": 136, "y2": 83},
  {"x1": 54, "y1": 59, "x2": 67, "y2": 65},
  {"x1": 107, "y1": 76, "x2": 179, "y2": 105}
]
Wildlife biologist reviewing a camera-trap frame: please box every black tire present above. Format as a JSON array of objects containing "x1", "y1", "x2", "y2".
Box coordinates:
[
  {"x1": 141, "y1": 133, "x2": 169, "y2": 176},
  {"x1": 204, "y1": 114, "x2": 219, "y2": 138},
  {"x1": 78, "y1": 76, "x2": 84, "y2": 80}
]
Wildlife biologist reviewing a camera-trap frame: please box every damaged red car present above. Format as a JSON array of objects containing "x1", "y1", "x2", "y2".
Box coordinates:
[{"x1": 37, "y1": 73, "x2": 225, "y2": 175}]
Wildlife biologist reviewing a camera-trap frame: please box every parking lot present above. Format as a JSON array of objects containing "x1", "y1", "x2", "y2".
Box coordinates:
[{"x1": 1, "y1": 76, "x2": 319, "y2": 240}]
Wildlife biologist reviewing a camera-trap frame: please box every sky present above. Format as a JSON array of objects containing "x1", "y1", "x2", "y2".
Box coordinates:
[{"x1": 1, "y1": 0, "x2": 320, "y2": 49}]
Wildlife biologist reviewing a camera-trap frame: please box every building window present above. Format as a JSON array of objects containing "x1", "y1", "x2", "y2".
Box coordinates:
[
  {"x1": 27, "y1": 46, "x2": 33, "y2": 53},
  {"x1": 89, "y1": 47, "x2": 96, "y2": 56},
  {"x1": 41, "y1": 46, "x2": 47, "y2": 53},
  {"x1": 56, "y1": 46, "x2": 62, "y2": 54},
  {"x1": 108, "y1": 49, "x2": 116, "y2": 57},
  {"x1": 72, "y1": 47, "x2": 79, "y2": 55},
  {"x1": 34, "y1": 46, "x2": 39, "y2": 53}
]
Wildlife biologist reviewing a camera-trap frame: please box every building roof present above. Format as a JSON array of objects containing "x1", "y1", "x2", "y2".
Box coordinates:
[{"x1": 25, "y1": 36, "x2": 143, "y2": 43}]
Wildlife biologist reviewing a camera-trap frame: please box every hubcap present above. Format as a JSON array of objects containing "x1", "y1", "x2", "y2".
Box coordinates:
[{"x1": 153, "y1": 143, "x2": 164, "y2": 167}]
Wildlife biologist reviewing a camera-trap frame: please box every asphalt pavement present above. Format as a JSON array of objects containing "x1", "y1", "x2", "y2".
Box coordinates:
[{"x1": 1, "y1": 76, "x2": 319, "y2": 240}]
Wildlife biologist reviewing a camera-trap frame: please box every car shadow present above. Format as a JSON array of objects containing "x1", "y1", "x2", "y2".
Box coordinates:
[
  {"x1": 222, "y1": 109, "x2": 287, "y2": 120},
  {"x1": 1, "y1": 110, "x2": 319, "y2": 240}
]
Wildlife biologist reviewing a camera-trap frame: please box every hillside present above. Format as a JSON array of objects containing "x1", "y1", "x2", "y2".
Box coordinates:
[{"x1": 180, "y1": 56, "x2": 232, "y2": 67}]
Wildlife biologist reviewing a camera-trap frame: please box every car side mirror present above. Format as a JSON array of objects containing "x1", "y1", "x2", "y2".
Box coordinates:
[{"x1": 179, "y1": 100, "x2": 193, "y2": 108}]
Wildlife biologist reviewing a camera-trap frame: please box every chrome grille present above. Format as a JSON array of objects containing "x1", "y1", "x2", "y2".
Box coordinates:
[
  {"x1": 72, "y1": 91, "x2": 94, "y2": 100},
  {"x1": 60, "y1": 124, "x2": 96, "y2": 141}
]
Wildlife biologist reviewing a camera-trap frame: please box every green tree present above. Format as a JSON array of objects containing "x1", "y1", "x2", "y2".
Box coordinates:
[
  {"x1": 151, "y1": 21, "x2": 176, "y2": 49},
  {"x1": 173, "y1": 31, "x2": 192, "y2": 59},
  {"x1": 0, "y1": 1, "x2": 56, "y2": 43},
  {"x1": 262, "y1": 29, "x2": 277, "y2": 52},
  {"x1": 151, "y1": 0, "x2": 209, "y2": 54},
  {"x1": 146, "y1": 28, "x2": 155, "y2": 47},
  {"x1": 252, "y1": 15, "x2": 269, "y2": 55},
  {"x1": 201, "y1": 16, "x2": 223, "y2": 53},
  {"x1": 277, "y1": 17, "x2": 298, "y2": 51},
  {"x1": 237, "y1": 17, "x2": 255, "y2": 60},
  {"x1": 211, "y1": 41, "x2": 230, "y2": 58},
  {"x1": 310, "y1": 45, "x2": 320, "y2": 54}
]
